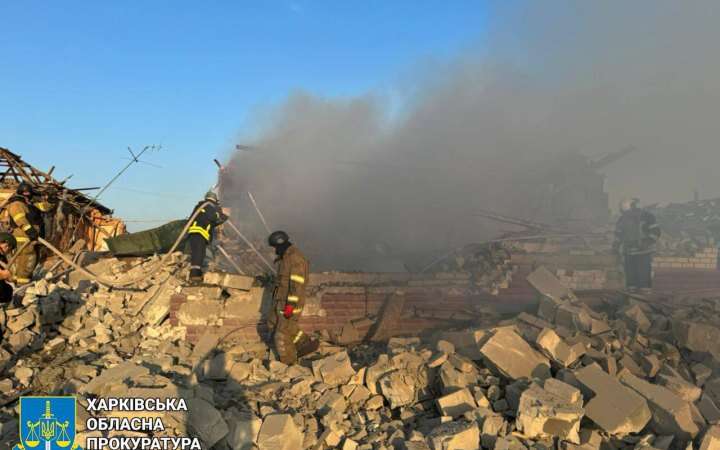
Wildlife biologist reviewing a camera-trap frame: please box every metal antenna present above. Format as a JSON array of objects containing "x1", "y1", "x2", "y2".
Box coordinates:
[{"x1": 72, "y1": 144, "x2": 162, "y2": 238}]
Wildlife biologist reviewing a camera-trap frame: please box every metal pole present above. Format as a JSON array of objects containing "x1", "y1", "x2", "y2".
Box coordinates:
[
  {"x1": 216, "y1": 244, "x2": 246, "y2": 275},
  {"x1": 226, "y1": 220, "x2": 276, "y2": 274},
  {"x1": 247, "y1": 191, "x2": 271, "y2": 234}
]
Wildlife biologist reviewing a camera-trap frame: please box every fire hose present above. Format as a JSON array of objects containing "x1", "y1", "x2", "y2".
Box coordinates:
[
  {"x1": 25, "y1": 201, "x2": 214, "y2": 289},
  {"x1": 20, "y1": 203, "x2": 276, "y2": 290}
]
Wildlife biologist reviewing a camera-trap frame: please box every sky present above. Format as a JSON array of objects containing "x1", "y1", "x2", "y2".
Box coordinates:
[{"x1": 0, "y1": 1, "x2": 488, "y2": 230}]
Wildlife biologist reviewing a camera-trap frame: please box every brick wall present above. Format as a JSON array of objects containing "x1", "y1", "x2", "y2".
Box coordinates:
[
  {"x1": 653, "y1": 247, "x2": 719, "y2": 270},
  {"x1": 167, "y1": 272, "x2": 535, "y2": 344}
]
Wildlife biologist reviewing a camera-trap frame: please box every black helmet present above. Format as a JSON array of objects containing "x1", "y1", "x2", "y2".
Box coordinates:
[
  {"x1": 0, "y1": 232, "x2": 17, "y2": 250},
  {"x1": 268, "y1": 230, "x2": 290, "y2": 247},
  {"x1": 16, "y1": 181, "x2": 34, "y2": 196}
]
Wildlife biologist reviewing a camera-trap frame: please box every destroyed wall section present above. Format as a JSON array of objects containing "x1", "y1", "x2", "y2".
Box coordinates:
[{"x1": 168, "y1": 253, "x2": 625, "y2": 345}]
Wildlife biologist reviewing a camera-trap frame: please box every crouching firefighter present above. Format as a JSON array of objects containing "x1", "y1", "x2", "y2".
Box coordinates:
[
  {"x1": 613, "y1": 198, "x2": 661, "y2": 291},
  {"x1": 6, "y1": 182, "x2": 44, "y2": 285},
  {"x1": 0, "y1": 232, "x2": 17, "y2": 304},
  {"x1": 187, "y1": 191, "x2": 228, "y2": 285},
  {"x1": 266, "y1": 230, "x2": 319, "y2": 364}
]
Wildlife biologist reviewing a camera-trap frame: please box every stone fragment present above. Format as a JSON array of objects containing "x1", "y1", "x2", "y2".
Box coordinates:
[
  {"x1": 436, "y1": 328, "x2": 487, "y2": 360},
  {"x1": 380, "y1": 370, "x2": 417, "y2": 409},
  {"x1": 700, "y1": 426, "x2": 720, "y2": 450},
  {"x1": 427, "y1": 420, "x2": 480, "y2": 450},
  {"x1": 187, "y1": 398, "x2": 230, "y2": 448},
  {"x1": 226, "y1": 409, "x2": 262, "y2": 450},
  {"x1": 7, "y1": 310, "x2": 34, "y2": 333},
  {"x1": 693, "y1": 364, "x2": 713, "y2": 387},
  {"x1": 536, "y1": 328, "x2": 585, "y2": 367},
  {"x1": 574, "y1": 364, "x2": 651, "y2": 434},
  {"x1": 673, "y1": 321, "x2": 720, "y2": 360},
  {"x1": 312, "y1": 351, "x2": 356, "y2": 386},
  {"x1": 257, "y1": 414, "x2": 303, "y2": 450},
  {"x1": 516, "y1": 381, "x2": 584, "y2": 443},
  {"x1": 621, "y1": 305, "x2": 651, "y2": 332},
  {"x1": 618, "y1": 369, "x2": 699, "y2": 440},
  {"x1": 698, "y1": 394, "x2": 720, "y2": 424},
  {"x1": 481, "y1": 415, "x2": 506, "y2": 449},
  {"x1": 204, "y1": 272, "x2": 254, "y2": 290},
  {"x1": 479, "y1": 328, "x2": 550, "y2": 380},
  {"x1": 656, "y1": 371, "x2": 702, "y2": 403},
  {"x1": 436, "y1": 388, "x2": 477, "y2": 418}
]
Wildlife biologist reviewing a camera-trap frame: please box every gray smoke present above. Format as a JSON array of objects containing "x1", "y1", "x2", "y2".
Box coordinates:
[{"x1": 223, "y1": 1, "x2": 720, "y2": 271}]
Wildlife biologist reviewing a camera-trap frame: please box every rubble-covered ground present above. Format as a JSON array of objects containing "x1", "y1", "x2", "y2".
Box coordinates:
[{"x1": 4, "y1": 256, "x2": 720, "y2": 450}]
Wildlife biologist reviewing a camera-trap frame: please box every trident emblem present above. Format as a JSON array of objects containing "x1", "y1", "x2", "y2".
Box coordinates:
[{"x1": 24, "y1": 401, "x2": 71, "y2": 450}]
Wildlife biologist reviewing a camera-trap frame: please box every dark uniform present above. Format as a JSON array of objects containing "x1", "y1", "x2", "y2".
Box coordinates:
[
  {"x1": 187, "y1": 193, "x2": 227, "y2": 284},
  {"x1": 614, "y1": 203, "x2": 661, "y2": 289},
  {"x1": 266, "y1": 231, "x2": 317, "y2": 364},
  {"x1": 6, "y1": 189, "x2": 44, "y2": 285},
  {"x1": 0, "y1": 233, "x2": 17, "y2": 304}
]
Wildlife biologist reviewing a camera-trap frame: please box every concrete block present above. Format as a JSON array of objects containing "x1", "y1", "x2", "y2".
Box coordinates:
[
  {"x1": 574, "y1": 364, "x2": 651, "y2": 435},
  {"x1": 618, "y1": 369, "x2": 699, "y2": 440},
  {"x1": 480, "y1": 328, "x2": 550, "y2": 380},
  {"x1": 436, "y1": 388, "x2": 477, "y2": 418}
]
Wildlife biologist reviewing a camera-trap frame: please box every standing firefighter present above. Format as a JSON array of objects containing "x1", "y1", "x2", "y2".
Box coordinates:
[
  {"x1": 266, "y1": 230, "x2": 318, "y2": 364},
  {"x1": 613, "y1": 198, "x2": 661, "y2": 291},
  {"x1": 6, "y1": 182, "x2": 43, "y2": 285},
  {"x1": 187, "y1": 191, "x2": 227, "y2": 285}
]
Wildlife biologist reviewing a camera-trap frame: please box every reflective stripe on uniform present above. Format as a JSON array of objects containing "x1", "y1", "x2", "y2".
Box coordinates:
[
  {"x1": 12, "y1": 213, "x2": 26, "y2": 222},
  {"x1": 290, "y1": 274, "x2": 305, "y2": 284},
  {"x1": 15, "y1": 278, "x2": 30, "y2": 283},
  {"x1": 292, "y1": 307, "x2": 303, "y2": 315},
  {"x1": 292, "y1": 330, "x2": 304, "y2": 343},
  {"x1": 22, "y1": 224, "x2": 32, "y2": 231},
  {"x1": 188, "y1": 221, "x2": 211, "y2": 240},
  {"x1": 287, "y1": 295, "x2": 299, "y2": 303},
  {"x1": 34, "y1": 202, "x2": 51, "y2": 212},
  {"x1": 15, "y1": 236, "x2": 29, "y2": 243}
]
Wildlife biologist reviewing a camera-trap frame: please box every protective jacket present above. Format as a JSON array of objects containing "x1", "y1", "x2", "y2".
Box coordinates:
[
  {"x1": 614, "y1": 208, "x2": 661, "y2": 255},
  {"x1": 187, "y1": 201, "x2": 227, "y2": 242},
  {"x1": 6, "y1": 195, "x2": 43, "y2": 243},
  {"x1": 273, "y1": 245, "x2": 309, "y2": 317}
]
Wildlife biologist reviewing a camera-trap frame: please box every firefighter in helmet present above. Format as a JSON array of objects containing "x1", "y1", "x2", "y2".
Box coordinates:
[
  {"x1": 6, "y1": 182, "x2": 44, "y2": 285},
  {"x1": 266, "y1": 230, "x2": 318, "y2": 364},
  {"x1": 187, "y1": 191, "x2": 228, "y2": 285},
  {"x1": 613, "y1": 198, "x2": 661, "y2": 291}
]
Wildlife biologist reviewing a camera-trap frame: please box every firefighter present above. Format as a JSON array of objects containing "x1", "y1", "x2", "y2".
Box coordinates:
[
  {"x1": 266, "y1": 230, "x2": 318, "y2": 364},
  {"x1": 187, "y1": 191, "x2": 228, "y2": 285},
  {"x1": 0, "y1": 232, "x2": 17, "y2": 304},
  {"x1": 613, "y1": 198, "x2": 661, "y2": 291},
  {"x1": 6, "y1": 182, "x2": 43, "y2": 285}
]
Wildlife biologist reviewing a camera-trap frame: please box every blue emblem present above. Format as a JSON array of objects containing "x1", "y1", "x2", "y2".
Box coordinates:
[{"x1": 14, "y1": 396, "x2": 81, "y2": 450}]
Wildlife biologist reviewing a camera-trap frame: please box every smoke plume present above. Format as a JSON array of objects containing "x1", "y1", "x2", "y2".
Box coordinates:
[{"x1": 223, "y1": 1, "x2": 720, "y2": 271}]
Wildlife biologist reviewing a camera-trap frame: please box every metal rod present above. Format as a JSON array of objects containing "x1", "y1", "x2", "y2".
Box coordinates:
[
  {"x1": 247, "y1": 191, "x2": 271, "y2": 234},
  {"x1": 216, "y1": 244, "x2": 246, "y2": 275},
  {"x1": 226, "y1": 219, "x2": 276, "y2": 274}
]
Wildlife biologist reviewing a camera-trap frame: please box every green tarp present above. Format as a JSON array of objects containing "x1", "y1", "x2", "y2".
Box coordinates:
[{"x1": 106, "y1": 220, "x2": 187, "y2": 257}]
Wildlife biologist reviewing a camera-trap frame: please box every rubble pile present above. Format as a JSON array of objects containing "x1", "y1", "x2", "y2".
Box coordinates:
[
  {"x1": 5, "y1": 261, "x2": 720, "y2": 449},
  {"x1": 421, "y1": 242, "x2": 516, "y2": 295},
  {"x1": 647, "y1": 199, "x2": 720, "y2": 257}
]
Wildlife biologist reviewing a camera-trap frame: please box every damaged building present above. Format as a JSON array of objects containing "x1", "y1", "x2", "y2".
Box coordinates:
[{"x1": 0, "y1": 147, "x2": 126, "y2": 252}]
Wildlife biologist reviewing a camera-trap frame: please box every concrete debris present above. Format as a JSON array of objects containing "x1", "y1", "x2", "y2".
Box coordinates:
[
  {"x1": 480, "y1": 327, "x2": 551, "y2": 380},
  {"x1": 574, "y1": 364, "x2": 652, "y2": 435},
  {"x1": 516, "y1": 380, "x2": 584, "y2": 443},
  {"x1": 5, "y1": 243, "x2": 720, "y2": 450},
  {"x1": 618, "y1": 369, "x2": 700, "y2": 440}
]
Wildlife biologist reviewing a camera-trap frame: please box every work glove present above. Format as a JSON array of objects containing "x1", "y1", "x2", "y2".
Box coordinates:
[
  {"x1": 283, "y1": 304, "x2": 295, "y2": 319},
  {"x1": 255, "y1": 273, "x2": 275, "y2": 287},
  {"x1": 25, "y1": 228, "x2": 38, "y2": 241}
]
